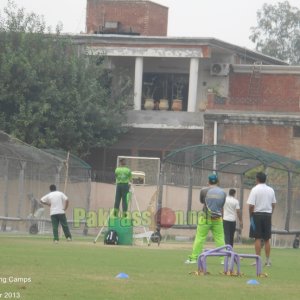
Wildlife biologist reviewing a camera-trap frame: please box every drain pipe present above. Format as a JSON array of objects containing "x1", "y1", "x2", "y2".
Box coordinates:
[
  {"x1": 213, "y1": 121, "x2": 217, "y2": 171},
  {"x1": 214, "y1": 120, "x2": 218, "y2": 145}
]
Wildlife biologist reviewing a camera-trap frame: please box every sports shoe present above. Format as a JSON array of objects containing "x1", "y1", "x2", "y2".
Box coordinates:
[
  {"x1": 67, "y1": 237, "x2": 72, "y2": 241},
  {"x1": 185, "y1": 259, "x2": 197, "y2": 264},
  {"x1": 264, "y1": 262, "x2": 271, "y2": 267},
  {"x1": 54, "y1": 240, "x2": 58, "y2": 244}
]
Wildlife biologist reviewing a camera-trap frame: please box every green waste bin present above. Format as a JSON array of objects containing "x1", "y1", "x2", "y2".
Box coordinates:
[{"x1": 108, "y1": 217, "x2": 133, "y2": 245}]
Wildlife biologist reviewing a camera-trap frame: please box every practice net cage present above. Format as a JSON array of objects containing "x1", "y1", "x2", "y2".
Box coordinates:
[
  {"x1": 0, "y1": 131, "x2": 91, "y2": 236},
  {"x1": 157, "y1": 144, "x2": 300, "y2": 247}
]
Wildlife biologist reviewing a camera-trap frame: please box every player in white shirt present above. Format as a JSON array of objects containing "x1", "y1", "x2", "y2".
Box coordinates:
[
  {"x1": 40, "y1": 184, "x2": 72, "y2": 243},
  {"x1": 247, "y1": 172, "x2": 276, "y2": 266},
  {"x1": 223, "y1": 189, "x2": 243, "y2": 247}
]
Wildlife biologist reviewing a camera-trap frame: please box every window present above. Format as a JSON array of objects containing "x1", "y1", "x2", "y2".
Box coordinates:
[
  {"x1": 142, "y1": 73, "x2": 189, "y2": 111},
  {"x1": 293, "y1": 126, "x2": 300, "y2": 138}
]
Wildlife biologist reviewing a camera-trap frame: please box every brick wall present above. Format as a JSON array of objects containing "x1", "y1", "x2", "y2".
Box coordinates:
[
  {"x1": 86, "y1": 0, "x2": 168, "y2": 36},
  {"x1": 207, "y1": 73, "x2": 300, "y2": 112},
  {"x1": 204, "y1": 122, "x2": 300, "y2": 161}
]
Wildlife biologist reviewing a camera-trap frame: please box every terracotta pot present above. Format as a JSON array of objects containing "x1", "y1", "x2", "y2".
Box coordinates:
[
  {"x1": 159, "y1": 99, "x2": 169, "y2": 110},
  {"x1": 199, "y1": 101, "x2": 207, "y2": 111},
  {"x1": 171, "y1": 99, "x2": 182, "y2": 111},
  {"x1": 144, "y1": 98, "x2": 154, "y2": 110}
]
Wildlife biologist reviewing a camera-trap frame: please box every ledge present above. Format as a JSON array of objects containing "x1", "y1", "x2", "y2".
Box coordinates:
[{"x1": 124, "y1": 110, "x2": 204, "y2": 129}]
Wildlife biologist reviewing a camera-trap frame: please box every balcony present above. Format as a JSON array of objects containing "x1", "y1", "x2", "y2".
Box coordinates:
[{"x1": 125, "y1": 110, "x2": 204, "y2": 130}]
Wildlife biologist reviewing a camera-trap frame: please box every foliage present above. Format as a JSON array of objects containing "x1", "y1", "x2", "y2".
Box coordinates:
[
  {"x1": 250, "y1": 1, "x2": 300, "y2": 65},
  {"x1": 0, "y1": 1, "x2": 132, "y2": 157}
]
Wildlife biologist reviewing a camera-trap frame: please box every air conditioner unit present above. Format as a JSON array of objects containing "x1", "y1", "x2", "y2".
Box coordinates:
[{"x1": 210, "y1": 63, "x2": 230, "y2": 76}]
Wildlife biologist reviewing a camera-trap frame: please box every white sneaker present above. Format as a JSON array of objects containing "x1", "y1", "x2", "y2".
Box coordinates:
[
  {"x1": 54, "y1": 240, "x2": 58, "y2": 244},
  {"x1": 67, "y1": 237, "x2": 72, "y2": 241},
  {"x1": 265, "y1": 262, "x2": 271, "y2": 267},
  {"x1": 185, "y1": 259, "x2": 197, "y2": 264}
]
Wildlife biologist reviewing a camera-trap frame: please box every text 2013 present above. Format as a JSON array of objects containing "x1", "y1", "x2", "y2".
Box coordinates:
[{"x1": 0, "y1": 292, "x2": 21, "y2": 298}]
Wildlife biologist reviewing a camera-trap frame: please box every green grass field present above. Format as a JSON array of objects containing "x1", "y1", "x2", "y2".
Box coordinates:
[{"x1": 0, "y1": 235, "x2": 300, "y2": 300}]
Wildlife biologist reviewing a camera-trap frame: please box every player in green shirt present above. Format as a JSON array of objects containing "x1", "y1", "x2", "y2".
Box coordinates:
[{"x1": 113, "y1": 158, "x2": 132, "y2": 217}]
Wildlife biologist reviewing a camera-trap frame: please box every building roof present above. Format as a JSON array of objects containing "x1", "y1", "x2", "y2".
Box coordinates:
[
  {"x1": 70, "y1": 34, "x2": 288, "y2": 65},
  {"x1": 87, "y1": 0, "x2": 168, "y2": 9}
]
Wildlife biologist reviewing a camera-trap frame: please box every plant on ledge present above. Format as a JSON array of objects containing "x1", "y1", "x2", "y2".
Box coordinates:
[
  {"x1": 143, "y1": 76, "x2": 157, "y2": 110},
  {"x1": 159, "y1": 77, "x2": 169, "y2": 110},
  {"x1": 207, "y1": 85, "x2": 227, "y2": 105},
  {"x1": 173, "y1": 76, "x2": 187, "y2": 100},
  {"x1": 171, "y1": 76, "x2": 187, "y2": 111},
  {"x1": 143, "y1": 76, "x2": 157, "y2": 99}
]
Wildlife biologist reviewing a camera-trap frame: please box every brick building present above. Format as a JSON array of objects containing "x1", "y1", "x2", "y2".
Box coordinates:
[
  {"x1": 204, "y1": 64, "x2": 300, "y2": 160},
  {"x1": 86, "y1": 0, "x2": 168, "y2": 36},
  {"x1": 77, "y1": 0, "x2": 300, "y2": 181}
]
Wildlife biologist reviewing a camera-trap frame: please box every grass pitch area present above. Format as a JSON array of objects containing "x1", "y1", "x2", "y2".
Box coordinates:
[{"x1": 0, "y1": 235, "x2": 299, "y2": 300}]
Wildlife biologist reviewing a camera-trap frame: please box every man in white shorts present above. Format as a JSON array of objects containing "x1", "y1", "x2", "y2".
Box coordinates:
[{"x1": 247, "y1": 172, "x2": 276, "y2": 266}]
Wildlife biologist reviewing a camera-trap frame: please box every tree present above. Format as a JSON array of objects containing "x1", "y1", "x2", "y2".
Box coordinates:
[
  {"x1": 249, "y1": 1, "x2": 300, "y2": 65},
  {"x1": 0, "y1": 0, "x2": 132, "y2": 157}
]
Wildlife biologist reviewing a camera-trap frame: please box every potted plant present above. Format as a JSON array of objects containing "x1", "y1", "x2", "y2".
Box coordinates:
[
  {"x1": 159, "y1": 78, "x2": 169, "y2": 110},
  {"x1": 172, "y1": 76, "x2": 186, "y2": 111},
  {"x1": 143, "y1": 77, "x2": 157, "y2": 110},
  {"x1": 207, "y1": 85, "x2": 227, "y2": 105}
]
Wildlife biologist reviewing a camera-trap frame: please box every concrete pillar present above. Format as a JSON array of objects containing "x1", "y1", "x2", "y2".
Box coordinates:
[
  {"x1": 187, "y1": 58, "x2": 199, "y2": 112},
  {"x1": 134, "y1": 57, "x2": 143, "y2": 110}
]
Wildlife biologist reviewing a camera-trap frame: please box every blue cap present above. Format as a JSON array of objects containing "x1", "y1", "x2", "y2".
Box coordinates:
[{"x1": 208, "y1": 174, "x2": 218, "y2": 184}]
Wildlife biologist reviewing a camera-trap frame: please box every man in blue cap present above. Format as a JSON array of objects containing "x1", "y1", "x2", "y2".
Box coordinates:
[{"x1": 185, "y1": 173, "x2": 226, "y2": 264}]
